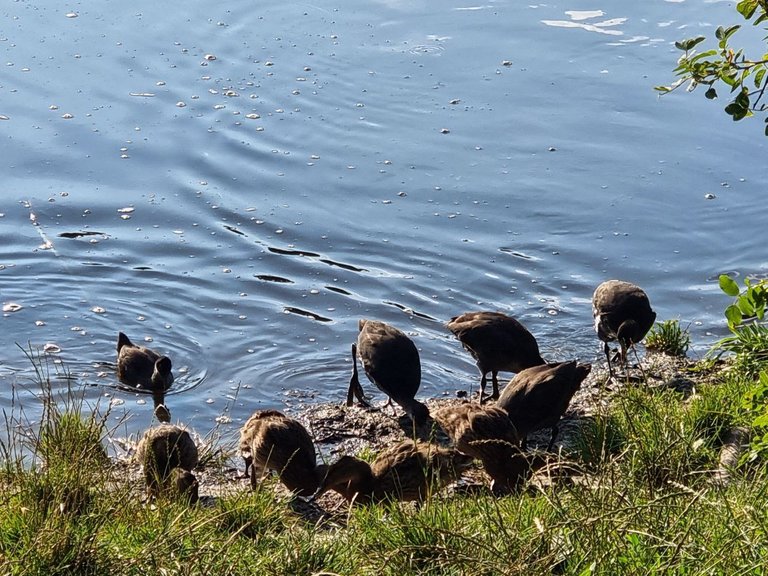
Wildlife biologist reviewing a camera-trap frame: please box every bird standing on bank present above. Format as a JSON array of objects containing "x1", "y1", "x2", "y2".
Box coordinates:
[
  {"x1": 592, "y1": 280, "x2": 656, "y2": 376},
  {"x1": 446, "y1": 311, "x2": 545, "y2": 402},
  {"x1": 137, "y1": 424, "x2": 199, "y2": 503},
  {"x1": 347, "y1": 319, "x2": 430, "y2": 426},
  {"x1": 238, "y1": 410, "x2": 327, "y2": 497},
  {"x1": 434, "y1": 402, "x2": 540, "y2": 493},
  {"x1": 497, "y1": 361, "x2": 592, "y2": 451}
]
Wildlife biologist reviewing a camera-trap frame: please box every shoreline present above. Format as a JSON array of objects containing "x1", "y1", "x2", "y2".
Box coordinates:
[{"x1": 113, "y1": 352, "x2": 709, "y2": 504}]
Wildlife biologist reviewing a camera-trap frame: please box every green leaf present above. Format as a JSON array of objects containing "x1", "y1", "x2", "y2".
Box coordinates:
[
  {"x1": 752, "y1": 413, "x2": 768, "y2": 428},
  {"x1": 725, "y1": 304, "x2": 743, "y2": 328},
  {"x1": 722, "y1": 25, "x2": 741, "y2": 41},
  {"x1": 755, "y1": 67, "x2": 767, "y2": 89},
  {"x1": 737, "y1": 297, "x2": 755, "y2": 316},
  {"x1": 735, "y1": 88, "x2": 751, "y2": 108},
  {"x1": 705, "y1": 87, "x2": 718, "y2": 99},
  {"x1": 716, "y1": 25, "x2": 741, "y2": 49},
  {"x1": 675, "y1": 36, "x2": 707, "y2": 51},
  {"x1": 725, "y1": 101, "x2": 750, "y2": 120},
  {"x1": 716, "y1": 25, "x2": 725, "y2": 40},
  {"x1": 722, "y1": 74, "x2": 739, "y2": 88},
  {"x1": 689, "y1": 49, "x2": 719, "y2": 62},
  {"x1": 719, "y1": 274, "x2": 740, "y2": 296},
  {"x1": 737, "y1": 0, "x2": 759, "y2": 19}
]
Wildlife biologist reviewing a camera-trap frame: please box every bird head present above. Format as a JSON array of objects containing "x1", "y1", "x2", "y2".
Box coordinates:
[
  {"x1": 312, "y1": 455, "x2": 371, "y2": 502},
  {"x1": 152, "y1": 356, "x2": 174, "y2": 390},
  {"x1": 408, "y1": 401, "x2": 431, "y2": 427}
]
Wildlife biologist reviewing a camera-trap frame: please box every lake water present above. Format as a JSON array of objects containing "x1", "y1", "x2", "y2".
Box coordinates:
[{"x1": 1, "y1": 0, "x2": 766, "y2": 441}]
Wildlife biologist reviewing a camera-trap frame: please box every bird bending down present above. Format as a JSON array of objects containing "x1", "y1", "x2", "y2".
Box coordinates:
[
  {"x1": 314, "y1": 439, "x2": 473, "y2": 504},
  {"x1": 117, "y1": 332, "x2": 174, "y2": 422},
  {"x1": 238, "y1": 410, "x2": 327, "y2": 497},
  {"x1": 433, "y1": 402, "x2": 540, "y2": 493},
  {"x1": 592, "y1": 280, "x2": 656, "y2": 377},
  {"x1": 497, "y1": 361, "x2": 592, "y2": 451},
  {"x1": 137, "y1": 424, "x2": 199, "y2": 504},
  {"x1": 347, "y1": 319, "x2": 430, "y2": 426},
  {"x1": 446, "y1": 311, "x2": 545, "y2": 403}
]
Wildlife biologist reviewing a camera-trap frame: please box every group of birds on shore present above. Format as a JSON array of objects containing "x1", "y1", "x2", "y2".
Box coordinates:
[{"x1": 126, "y1": 279, "x2": 656, "y2": 505}]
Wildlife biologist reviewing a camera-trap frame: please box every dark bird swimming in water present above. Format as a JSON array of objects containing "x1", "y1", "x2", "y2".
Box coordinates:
[
  {"x1": 117, "y1": 332, "x2": 174, "y2": 422},
  {"x1": 117, "y1": 332, "x2": 174, "y2": 391}
]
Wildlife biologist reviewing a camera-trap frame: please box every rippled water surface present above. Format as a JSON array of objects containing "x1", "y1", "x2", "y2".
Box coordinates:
[{"x1": 2, "y1": 0, "x2": 766, "y2": 438}]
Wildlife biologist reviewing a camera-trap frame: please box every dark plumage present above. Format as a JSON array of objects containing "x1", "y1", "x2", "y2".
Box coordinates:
[
  {"x1": 592, "y1": 280, "x2": 656, "y2": 376},
  {"x1": 168, "y1": 468, "x2": 199, "y2": 505},
  {"x1": 238, "y1": 410, "x2": 327, "y2": 497},
  {"x1": 347, "y1": 319, "x2": 430, "y2": 426},
  {"x1": 434, "y1": 402, "x2": 539, "y2": 493},
  {"x1": 497, "y1": 361, "x2": 592, "y2": 451},
  {"x1": 137, "y1": 424, "x2": 198, "y2": 503},
  {"x1": 446, "y1": 311, "x2": 545, "y2": 402},
  {"x1": 314, "y1": 440, "x2": 473, "y2": 504},
  {"x1": 116, "y1": 332, "x2": 174, "y2": 392}
]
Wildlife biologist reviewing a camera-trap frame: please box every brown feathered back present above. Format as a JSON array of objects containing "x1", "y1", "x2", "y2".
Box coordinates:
[
  {"x1": 434, "y1": 403, "x2": 534, "y2": 493},
  {"x1": 498, "y1": 361, "x2": 592, "y2": 450},
  {"x1": 137, "y1": 424, "x2": 198, "y2": 499},
  {"x1": 446, "y1": 311, "x2": 544, "y2": 400},
  {"x1": 116, "y1": 332, "x2": 174, "y2": 392},
  {"x1": 317, "y1": 440, "x2": 473, "y2": 503},
  {"x1": 239, "y1": 410, "x2": 324, "y2": 496}
]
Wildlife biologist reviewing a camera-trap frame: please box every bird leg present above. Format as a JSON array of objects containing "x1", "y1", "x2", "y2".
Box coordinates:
[
  {"x1": 249, "y1": 462, "x2": 266, "y2": 491},
  {"x1": 546, "y1": 424, "x2": 559, "y2": 452},
  {"x1": 478, "y1": 372, "x2": 488, "y2": 404},
  {"x1": 347, "y1": 343, "x2": 371, "y2": 408},
  {"x1": 242, "y1": 455, "x2": 253, "y2": 479},
  {"x1": 490, "y1": 371, "x2": 500, "y2": 401},
  {"x1": 604, "y1": 342, "x2": 615, "y2": 379},
  {"x1": 478, "y1": 371, "x2": 501, "y2": 404},
  {"x1": 630, "y1": 344, "x2": 649, "y2": 383}
]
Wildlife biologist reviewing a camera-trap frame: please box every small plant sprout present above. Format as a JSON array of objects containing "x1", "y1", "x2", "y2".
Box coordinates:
[{"x1": 646, "y1": 319, "x2": 691, "y2": 357}]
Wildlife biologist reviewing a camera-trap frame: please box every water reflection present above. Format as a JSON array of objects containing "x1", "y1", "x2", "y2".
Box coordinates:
[
  {"x1": 1, "y1": 0, "x2": 766, "y2": 440},
  {"x1": 541, "y1": 11, "x2": 626, "y2": 36}
]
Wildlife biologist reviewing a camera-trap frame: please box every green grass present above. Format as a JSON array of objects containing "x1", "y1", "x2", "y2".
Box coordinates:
[
  {"x1": 714, "y1": 323, "x2": 768, "y2": 376},
  {"x1": 646, "y1": 319, "x2": 691, "y2": 357},
  {"x1": 2, "y1": 347, "x2": 768, "y2": 575}
]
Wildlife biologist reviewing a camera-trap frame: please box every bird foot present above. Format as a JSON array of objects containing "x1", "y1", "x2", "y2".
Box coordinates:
[
  {"x1": 477, "y1": 392, "x2": 498, "y2": 405},
  {"x1": 610, "y1": 372, "x2": 644, "y2": 384}
]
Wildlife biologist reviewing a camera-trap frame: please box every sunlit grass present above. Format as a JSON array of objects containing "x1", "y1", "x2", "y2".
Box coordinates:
[
  {"x1": 2, "y1": 346, "x2": 768, "y2": 575},
  {"x1": 714, "y1": 323, "x2": 768, "y2": 376},
  {"x1": 646, "y1": 319, "x2": 691, "y2": 357}
]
